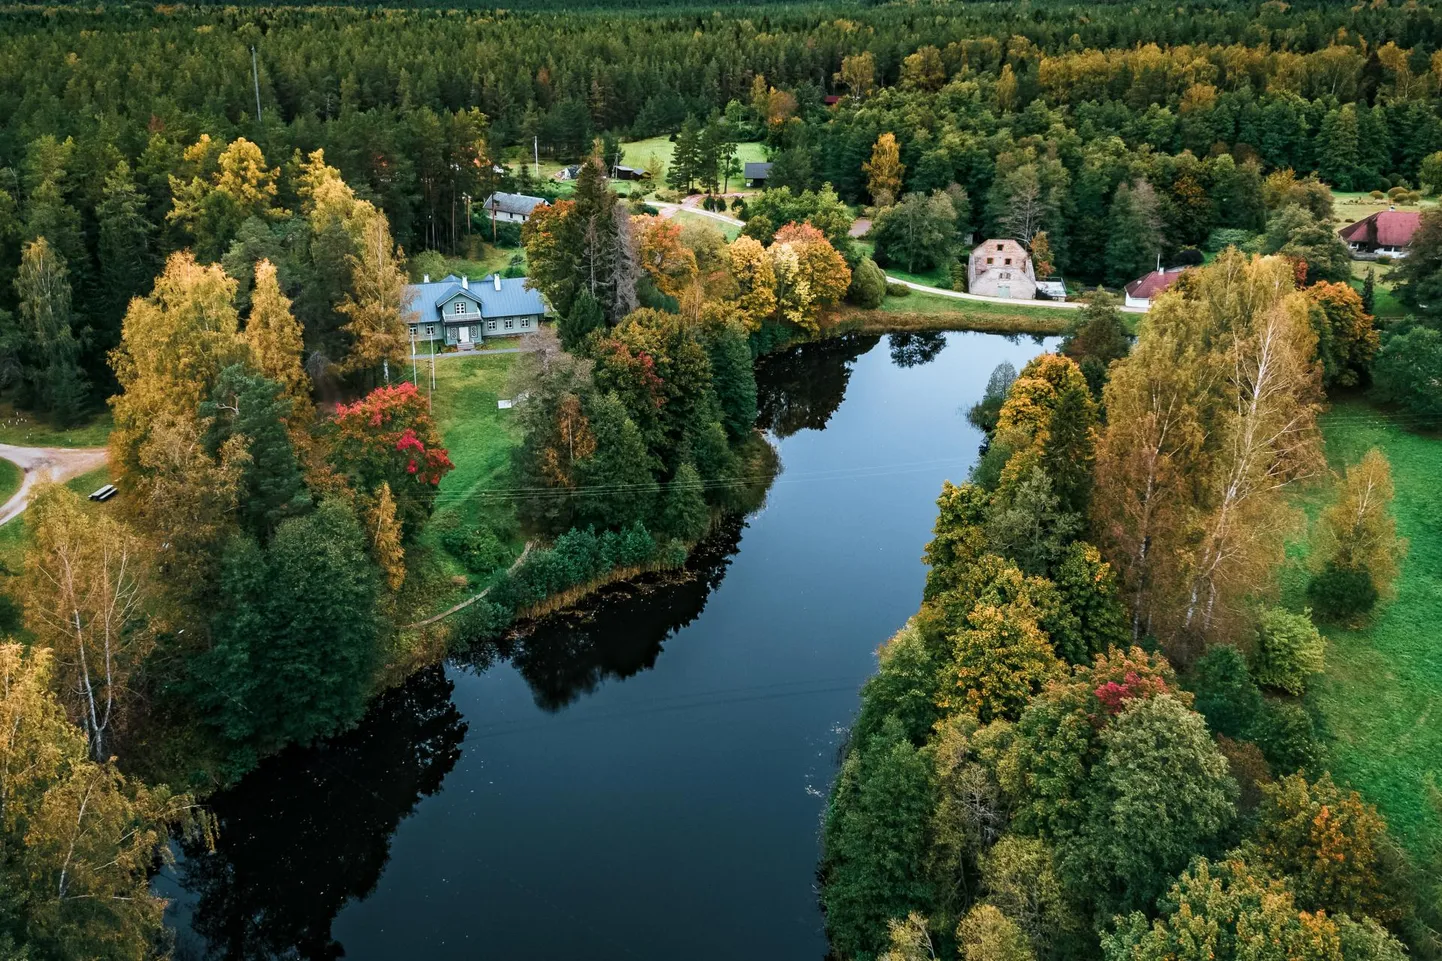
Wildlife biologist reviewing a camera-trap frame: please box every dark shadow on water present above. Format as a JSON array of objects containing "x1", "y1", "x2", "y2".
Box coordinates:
[
  {"x1": 887, "y1": 331, "x2": 947, "y2": 368},
  {"x1": 175, "y1": 667, "x2": 466, "y2": 961},
  {"x1": 754, "y1": 334, "x2": 879, "y2": 437},
  {"x1": 456, "y1": 516, "x2": 745, "y2": 712}
]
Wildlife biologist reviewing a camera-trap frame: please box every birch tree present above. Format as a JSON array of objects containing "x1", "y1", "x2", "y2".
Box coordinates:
[{"x1": 21, "y1": 486, "x2": 155, "y2": 762}]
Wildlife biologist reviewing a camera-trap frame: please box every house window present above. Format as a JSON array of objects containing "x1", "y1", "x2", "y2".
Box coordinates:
[
  {"x1": 1004, "y1": 258, "x2": 1012, "y2": 265},
  {"x1": 487, "y1": 320, "x2": 497, "y2": 331},
  {"x1": 455, "y1": 301, "x2": 468, "y2": 315},
  {"x1": 426, "y1": 324, "x2": 435, "y2": 337},
  {"x1": 996, "y1": 244, "x2": 1004, "y2": 251},
  {"x1": 504, "y1": 319, "x2": 515, "y2": 330},
  {"x1": 987, "y1": 257, "x2": 994, "y2": 265},
  {"x1": 409, "y1": 324, "x2": 418, "y2": 336}
]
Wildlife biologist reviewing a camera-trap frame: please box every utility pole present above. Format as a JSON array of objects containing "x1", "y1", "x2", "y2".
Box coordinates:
[
  {"x1": 534, "y1": 135, "x2": 540, "y2": 179},
  {"x1": 251, "y1": 46, "x2": 262, "y2": 123},
  {"x1": 410, "y1": 327, "x2": 418, "y2": 386}
]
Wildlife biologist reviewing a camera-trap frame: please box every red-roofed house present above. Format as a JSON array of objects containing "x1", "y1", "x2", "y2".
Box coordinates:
[
  {"x1": 1339, "y1": 209, "x2": 1421, "y2": 258},
  {"x1": 1123, "y1": 266, "x2": 1188, "y2": 309}
]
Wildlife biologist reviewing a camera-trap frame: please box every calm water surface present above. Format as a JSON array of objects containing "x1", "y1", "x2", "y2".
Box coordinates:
[{"x1": 162, "y1": 330, "x2": 1055, "y2": 960}]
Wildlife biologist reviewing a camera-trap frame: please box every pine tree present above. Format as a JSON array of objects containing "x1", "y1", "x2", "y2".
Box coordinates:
[
  {"x1": 661, "y1": 461, "x2": 711, "y2": 542},
  {"x1": 95, "y1": 160, "x2": 156, "y2": 338},
  {"x1": 668, "y1": 115, "x2": 703, "y2": 193},
  {"x1": 1104, "y1": 180, "x2": 1162, "y2": 287},
  {"x1": 558, "y1": 289, "x2": 605, "y2": 350},
  {"x1": 14, "y1": 237, "x2": 88, "y2": 425},
  {"x1": 201, "y1": 364, "x2": 311, "y2": 538},
  {"x1": 1361, "y1": 267, "x2": 1376, "y2": 315}
]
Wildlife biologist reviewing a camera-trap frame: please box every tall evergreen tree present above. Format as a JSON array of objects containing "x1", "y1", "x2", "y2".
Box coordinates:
[
  {"x1": 14, "y1": 237, "x2": 88, "y2": 425},
  {"x1": 95, "y1": 161, "x2": 156, "y2": 340}
]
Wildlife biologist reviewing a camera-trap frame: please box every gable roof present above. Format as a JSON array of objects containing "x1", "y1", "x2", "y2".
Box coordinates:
[
  {"x1": 1339, "y1": 209, "x2": 1421, "y2": 248},
  {"x1": 744, "y1": 162, "x2": 772, "y2": 179},
  {"x1": 1125, "y1": 266, "x2": 1188, "y2": 301},
  {"x1": 481, "y1": 192, "x2": 548, "y2": 217},
  {"x1": 403, "y1": 274, "x2": 548, "y2": 320}
]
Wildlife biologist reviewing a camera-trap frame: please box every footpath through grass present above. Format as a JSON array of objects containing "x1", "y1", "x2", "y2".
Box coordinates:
[{"x1": 1285, "y1": 399, "x2": 1442, "y2": 859}]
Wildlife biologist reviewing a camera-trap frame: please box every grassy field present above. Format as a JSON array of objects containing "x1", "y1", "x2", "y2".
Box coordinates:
[
  {"x1": 1282, "y1": 399, "x2": 1442, "y2": 859},
  {"x1": 621, "y1": 137, "x2": 767, "y2": 194},
  {"x1": 0, "y1": 403, "x2": 112, "y2": 448},
  {"x1": 1332, "y1": 189, "x2": 1434, "y2": 226},
  {"x1": 671, "y1": 209, "x2": 741, "y2": 240},
  {"x1": 0, "y1": 458, "x2": 19, "y2": 507},
  {"x1": 1347, "y1": 259, "x2": 1407, "y2": 320},
  {"x1": 403, "y1": 353, "x2": 523, "y2": 580}
]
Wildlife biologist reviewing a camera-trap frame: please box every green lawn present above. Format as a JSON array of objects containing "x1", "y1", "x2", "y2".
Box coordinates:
[
  {"x1": 1348, "y1": 259, "x2": 1406, "y2": 319},
  {"x1": 0, "y1": 403, "x2": 112, "y2": 448},
  {"x1": 404, "y1": 353, "x2": 523, "y2": 579},
  {"x1": 1332, "y1": 189, "x2": 1434, "y2": 227},
  {"x1": 0, "y1": 458, "x2": 19, "y2": 507},
  {"x1": 622, "y1": 137, "x2": 767, "y2": 194},
  {"x1": 1282, "y1": 399, "x2": 1442, "y2": 858},
  {"x1": 671, "y1": 209, "x2": 741, "y2": 240}
]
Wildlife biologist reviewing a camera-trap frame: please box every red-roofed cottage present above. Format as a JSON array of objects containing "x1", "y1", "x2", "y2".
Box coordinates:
[
  {"x1": 1339, "y1": 209, "x2": 1421, "y2": 258},
  {"x1": 1123, "y1": 266, "x2": 1188, "y2": 309}
]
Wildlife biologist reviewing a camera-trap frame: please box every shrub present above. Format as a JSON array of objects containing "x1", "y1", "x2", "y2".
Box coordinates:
[
  {"x1": 1186, "y1": 645, "x2": 1264, "y2": 739},
  {"x1": 451, "y1": 598, "x2": 513, "y2": 648},
  {"x1": 847, "y1": 257, "x2": 887, "y2": 308},
  {"x1": 486, "y1": 220, "x2": 523, "y2": 248},
  {"x1": 1174, "y1": 246, "x2": 1205, "y2": 267},
  {"x1": 1370, "y1": 190, "x2": 1387, "y2": 200},
  {"x1": 950, "y1": 262, "x2": 968, "y2": 291},
  {"x1": 1250, "y1": 700, "x2": 1321, "y2": 774},
  {"x1": 1375, "y1": 254, "x2": 1394, "y2": 266},
  {"x1": 1249, "y1": 607, "x2": 1324, "y2": 695},
  {"x1": 885, "y1": 280, "x2": 911, "y2": 297},
  {"x1": 440, "y1": 524, "x2": 512, "y2": 576},
  {"x1": 1205, "y1": 227, "x2": 1256, "y2": 252},
  {"x1": 1306, "y1": 561, "x2": 1379, "y2": 621},
  {"x1": 1372, "y1": 325, "x2": 1442, "y2": 425}
]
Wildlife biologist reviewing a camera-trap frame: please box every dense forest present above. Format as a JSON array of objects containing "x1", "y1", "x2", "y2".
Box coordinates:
[
  {"x1": 821, "y1": 262, "x2": 1427, "y2": 961},
  {"x1": 2, "y1": 0, "x2": 1442, "y2": 958}
]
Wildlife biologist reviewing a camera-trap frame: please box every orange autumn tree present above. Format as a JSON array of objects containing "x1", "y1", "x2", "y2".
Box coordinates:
[
  {"x1": 330, "y1": 382, "x2": 454, "y2": 540},
  {"x1": 1304, "y1": 281, "x2": 1378, "y2": 388},
  {"x1": 635, "y1": 215, "x2": 698, "y2": 299}
]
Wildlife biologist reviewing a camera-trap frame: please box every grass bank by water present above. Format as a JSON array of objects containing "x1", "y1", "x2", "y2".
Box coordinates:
[
  {"x1": 825, "y1": 295, "x2": 1070, "y2": 338},
  {"x1": 1282, "y1": 398, "x2": 1442, "y2": 860}
]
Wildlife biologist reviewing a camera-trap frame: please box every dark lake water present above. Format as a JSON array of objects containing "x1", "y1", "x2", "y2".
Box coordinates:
[{"x1": 160, "y1": 330, "x2": 1055, "y2": 960}]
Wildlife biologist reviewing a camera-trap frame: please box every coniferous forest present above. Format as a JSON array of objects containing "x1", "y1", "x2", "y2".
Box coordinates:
[{"x1": 3, "y1": 0, "x2": 1442, "y2": 958}]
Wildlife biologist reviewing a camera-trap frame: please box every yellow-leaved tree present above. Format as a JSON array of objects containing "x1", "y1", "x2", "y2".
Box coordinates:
[
  {"x1": 0, "y1": 642, "x2": 214, "y2": 960},
  {"x1": 1093, "y1": 251, "x2": 1323, "y2": 652}
]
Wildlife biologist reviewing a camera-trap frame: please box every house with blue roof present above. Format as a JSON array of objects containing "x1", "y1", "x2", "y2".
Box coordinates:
[{"x1": 403, "y1": 273, "x2": 549, "y2": 348}]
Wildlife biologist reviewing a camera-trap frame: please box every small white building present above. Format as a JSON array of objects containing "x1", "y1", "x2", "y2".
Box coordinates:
[
  {"x1": 1123, "y1": 267, "x2": 1188, "y2": 310},
  {"x1": 479, "y1": 191, "x2": 549, "y2": 224}
]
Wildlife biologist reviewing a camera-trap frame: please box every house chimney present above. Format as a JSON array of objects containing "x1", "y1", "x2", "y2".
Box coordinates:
[
  {"x1": 461, "y1": 276, "x2": 469, "y2": 290},
  {"x1": 493, "y1": 273, "x2": 502, "y2": 291},
  {"x1": 423, "y1": 274, "x2": 430, "y2": 283}
]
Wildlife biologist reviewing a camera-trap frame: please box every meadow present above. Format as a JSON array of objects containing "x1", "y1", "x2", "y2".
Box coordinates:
[{"x1": 1283, "y1": 398, "x2": 1442, "y2": 861}]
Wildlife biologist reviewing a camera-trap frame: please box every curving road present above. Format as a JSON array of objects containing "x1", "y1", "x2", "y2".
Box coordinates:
[{"x1": 0, "y1": 443, "x2": 110, "y2": 527}]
